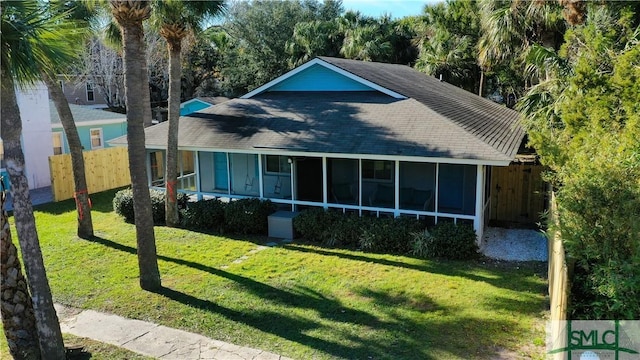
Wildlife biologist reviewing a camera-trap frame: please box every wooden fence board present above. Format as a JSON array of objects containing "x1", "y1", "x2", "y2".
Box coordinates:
[
  {"x1": 49, "y1": 147, "x2": 131, "y2": 202},
  {"x1": 490, "y1": 163, "x2": 548, "y2": 226}
]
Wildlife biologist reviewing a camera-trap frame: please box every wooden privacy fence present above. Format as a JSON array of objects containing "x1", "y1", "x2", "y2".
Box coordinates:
[
  {"x1": 547, "y1": 191, "x2": 571, "y2": 359},
  {"x1": 49, "y1": 147, "x2": 131, "y2": 202},
  {"x1": 490, "y1": 162, "x2": 547, "y2": 227}
]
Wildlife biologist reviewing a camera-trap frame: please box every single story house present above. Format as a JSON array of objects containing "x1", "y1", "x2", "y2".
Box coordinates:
[
  {"x1": 50, "y1": 102, "x2": 127, "y2": 154},
  {"x1": 111, "y1": 57, "x2": 524, "y2": 240}
]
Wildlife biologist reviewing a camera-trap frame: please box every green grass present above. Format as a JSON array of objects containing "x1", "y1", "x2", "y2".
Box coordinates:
[{"x1": 1, "y1": 189, "x2": 549, "y2": 359}]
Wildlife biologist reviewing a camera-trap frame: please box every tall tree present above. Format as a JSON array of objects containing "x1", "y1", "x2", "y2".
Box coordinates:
[
  {"x1": 221, "y1": 0, "x2": 342, "y2": 95},
  {"x1": 1, "y1": 185, "x2": 40, "y2": 360},
  {"x1": 519, "y1": 3, "x2": 640, "y2": 319},
  {"x1": 414, "y1": 0, "x2": 483, "y2": 94},
  {"x1": 1, "y1": 1, "x2": 69, "y2": 357},
  {"x1": 151, "y1": 0, "x2": 224, "y2": 227},
  {"x1": 43, "y1": 0, "x2": 96, "y2": 239},
  {"x1": 109, "y1": 0, "x2": 161, "y2": 290}
]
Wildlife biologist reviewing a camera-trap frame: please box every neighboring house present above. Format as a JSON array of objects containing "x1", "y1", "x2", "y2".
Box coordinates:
[
  {"x1": 110, "y1": 57, "x2": 525, "y2": 240},
  {"x1": 50, "y1": 102, "x2": 127, "y2": 154},
  {"x1": 58, "y1": 75, "x2": 110, "y2": 108},
  {"x1": 180, "y1": 97, "x2": 229, "y2": 116},
  {"x1": 1, "y1": 82, "x2": 54, "y2": 190}
]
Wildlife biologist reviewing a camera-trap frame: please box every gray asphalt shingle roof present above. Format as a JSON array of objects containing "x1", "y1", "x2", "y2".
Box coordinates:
[
  {"x1": 111, "y1": 57, "x2": 524, "y2": 163},
  {"x1": 317, "y1": 57, "x2": 524, "y2": 158},
  {"x1": 50, "y1": 102, "x2": 125, "y2": 125}
]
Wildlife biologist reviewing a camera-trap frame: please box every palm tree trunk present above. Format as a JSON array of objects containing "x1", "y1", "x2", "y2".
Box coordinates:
[
  {"x1": 1, "y1": 187, "x2": 40, "y2": 360},
  {"x1": 0, "y1": 74, "x2": 66, "y2": 359},
  {"x1": 164, "y1": 40, "x2": 182, "y2": 227},
  {"x1": 120, "y1": 18, "x2": 162, "y2": 291},
  {"x1": 42, "y1": 73, "x2": 94, "y2": 239},
  {"x1": 478, "y1": 69, "x2": 485, "y2": 97}
]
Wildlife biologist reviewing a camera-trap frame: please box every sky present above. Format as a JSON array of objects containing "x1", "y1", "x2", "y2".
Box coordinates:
[{"x1": 340, "y1": 0, "x2": 441, "y2": 19}]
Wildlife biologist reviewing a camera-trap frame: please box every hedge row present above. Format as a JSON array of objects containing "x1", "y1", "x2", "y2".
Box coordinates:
[
  {"x1": 293, "y1": 208, "x2": 478, "y2": 260},
  {"x1": 113, "y1": 189, "x2": 276, "y2": 235},
  {"x1": 113, "y1": 190, "x2": 478, "y2": 258}
]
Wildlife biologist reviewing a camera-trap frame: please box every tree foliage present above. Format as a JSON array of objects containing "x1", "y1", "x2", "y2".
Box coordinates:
[{"x1": 520, "y1": 3, "x2": 640, "y2": 319}]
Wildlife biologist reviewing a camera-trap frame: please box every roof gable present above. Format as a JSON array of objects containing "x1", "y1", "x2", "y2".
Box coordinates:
[
  {"x1": 242, "y1": 58, "x2": 406, "y2": 99},
  {"x1": 269, "y1": 63, "x2": 374, "y2": 92}
]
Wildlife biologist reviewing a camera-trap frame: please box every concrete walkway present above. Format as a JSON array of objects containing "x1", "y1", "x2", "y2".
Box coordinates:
[
  {"x1": 4, "y1": 186, "x2": 54, "y2": 211},
  {"x1": 55, "y1": 304, "x2": 293, "y2": 360}
]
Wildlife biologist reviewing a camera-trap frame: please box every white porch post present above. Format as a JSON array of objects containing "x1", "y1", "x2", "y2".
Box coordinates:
[
  {"x1": 257, "y1": 154, "x2": 264, "y2": 199},
  {"x1": 434, "y1": 163, "x2": 440, "y2": 224},
  {"x1": 226, "y1": 153, "x2": 231, "y2": 195},
  {"x1": 474, "y1": 164, "x2": 485, "y2": 244},
  {"x1": 358, "y1": 159, "x2": 362, "y2": 216},
  {"x1": 322, "y1": 157, "x2": 328, "y2": 209},
  {"x1": 394, "y1": 160, "x2": 400, "y2": 216},
  {"x1": 195, "y1": 151, "x2": 203, "y2": 200},
  {"x1": 145, "y1": 151, "x2": 151, "y2": 187},
  {"x1": 290, "y1": 158, "x2": 295, "y2": 212}
]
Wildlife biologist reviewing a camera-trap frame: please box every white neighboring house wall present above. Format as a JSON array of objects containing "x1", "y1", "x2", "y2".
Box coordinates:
[{"x1": 14, "y1": 82, "x2": 54, "y2": 189}]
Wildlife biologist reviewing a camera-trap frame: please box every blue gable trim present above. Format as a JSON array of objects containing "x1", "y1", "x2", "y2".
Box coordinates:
[
  {"x1": 268, "y1": 64, "x2": 374, "y2": 92},
  {"x1": 242, "y1": 58, "x2": 406, "y2": 99},
  {"x1": 181, "y1": 99, "x2": 212, "y2": 116}
]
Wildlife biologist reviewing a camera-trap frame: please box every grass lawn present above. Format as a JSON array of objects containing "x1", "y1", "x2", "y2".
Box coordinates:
[{"x1": 1, "y1": 189, "x2": 549, "y2": 359}]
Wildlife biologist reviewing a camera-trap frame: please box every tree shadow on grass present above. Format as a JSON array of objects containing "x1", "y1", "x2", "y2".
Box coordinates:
[
  {"x1": 86, "y1": 235, "x2": 382, "y2": 325},
  {"x1": 283, "y1": 244, "x2": 547, "y2": 295},
  {"x1": 84, "y1": 235, "x2": 542, "y2": 359},
  {"x1": 34, "y1": 188, "x2": 123, "y2": 215}
]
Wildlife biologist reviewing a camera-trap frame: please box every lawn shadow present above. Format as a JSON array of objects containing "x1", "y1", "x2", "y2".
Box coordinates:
[
  {"x1": 84, "y1": 234, "x2": 543, "y2": 359},
  {"x1": 283, "y1": 244, "x2": 547, "y2": 297},
  {"x1": 35, "y1": 188, "x2": 123, "y2": 215},
  {"x1": 86, "y1": 235, "x2": 383, "y2": 325}
]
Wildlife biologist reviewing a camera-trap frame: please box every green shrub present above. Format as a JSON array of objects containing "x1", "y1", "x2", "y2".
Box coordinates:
[
  {"x1": 358, "y1": 216, "x2": 422, "y2": 254},
  {"x1": 409, "y1": 229, "x2": 433, "y2": 258},
  {"x1": 412, "y1": 222, "x2": 478, "y2": 260},
  {"x1": 294, "y1": 210, "x2": 368, "y2": 248},
  {"x1": 113, "y1": 188, "x2": 188, "y2": 225},
  {"x1": 223, "y1": 198, "x2": 276, "y2": 235},
  {"x1": 295, "y1": 209, "x2": 423, "y2": 253},
  {"x1": 293, "y1": 208, "x2": 332, "y2": 243},
  {"x1": 181, "y1": 198, "x2": 225, "y2": 232},
  {"x1": 113, "y1": 188, "x2": 135, "y2": 222}
]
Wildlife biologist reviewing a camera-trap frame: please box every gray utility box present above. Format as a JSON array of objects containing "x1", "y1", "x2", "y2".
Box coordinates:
[{"x1": 268, "y1": 211, "x2": 298, "y2": 239}]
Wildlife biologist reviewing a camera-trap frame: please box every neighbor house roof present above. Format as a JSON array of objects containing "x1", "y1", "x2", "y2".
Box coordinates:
[
  {"x1": 110, "y1": 57, "x2": 525, "y2": 164},
  {"x1": 50, "y1": 102, "x2": 125, "y2": 127}
]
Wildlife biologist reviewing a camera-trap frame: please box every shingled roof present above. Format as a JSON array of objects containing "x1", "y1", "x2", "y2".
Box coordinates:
[
  {"x1": 111, "y1": 57, "x2": 525, "y2": 164},
  {"x1": 316, "y1": 57, "x2": 524, "y2": 158},
  {"x1": 50, "y1": 102, "x2": 125, "y2": 125}
]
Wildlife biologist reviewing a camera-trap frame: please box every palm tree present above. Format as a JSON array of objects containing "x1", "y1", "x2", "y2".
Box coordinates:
[
  {"x1": 1, "y1": 184, "x2": 40, "y2": 360},
  {"x1": 41, "y1": 0, "x2": 96, "y2": 239},
  {"x1": 109, "y1": 0, "x2": 161, "y2": 290},
  {"x1": 477, "y1": 0, "x2": 565, "y2": 82},
  {"x1": 151, "y1": 0, "x2": 224, "y2": 227},
  {"x1": 43, "y1": 73, "x2": 95, "y2": 238},
  {"x1": 1, "y1": 1, "x2": 68, "y2": 357},
  {"x1": 413, "y1": 0, "x2": 482, "y2": 94}
]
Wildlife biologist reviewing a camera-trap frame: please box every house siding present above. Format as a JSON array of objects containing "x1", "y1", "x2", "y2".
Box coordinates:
[
  {"x1": 269, "y1": 64, "x2": 374, "y2": 92},
  {"x1": 54, "y1": 122, "x2": 127, "y2": 153},
  {"x1": 15, "y1": 83, "x2": 53, "y2": 189}
]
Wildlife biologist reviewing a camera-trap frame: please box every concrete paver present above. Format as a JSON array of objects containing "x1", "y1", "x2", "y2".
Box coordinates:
[{"x1": 56, "y1": 304, "x2": 293, "y2": 360}]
